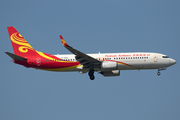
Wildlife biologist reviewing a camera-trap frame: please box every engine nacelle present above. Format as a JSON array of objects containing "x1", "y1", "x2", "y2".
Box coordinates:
[
  {"x1": 101, "y1": 61, "x2": 118, "y2": 70},
  {"x1": 100, "y1": 70, "x2": 120, "y2": 77}
]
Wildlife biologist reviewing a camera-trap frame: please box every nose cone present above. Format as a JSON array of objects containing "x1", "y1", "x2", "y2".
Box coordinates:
[{"x1": 169, "y1": 59, "x2": 176, "y2": 66}]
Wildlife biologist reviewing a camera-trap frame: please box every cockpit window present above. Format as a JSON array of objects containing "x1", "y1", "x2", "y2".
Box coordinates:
[{"x1": 162, "y1": 56, "x2": 169, "y2": 58}]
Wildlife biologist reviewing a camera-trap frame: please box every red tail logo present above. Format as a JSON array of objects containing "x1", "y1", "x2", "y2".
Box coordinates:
[{"x1": 7, "y1": 27, "x2": 38, "y2": 57}]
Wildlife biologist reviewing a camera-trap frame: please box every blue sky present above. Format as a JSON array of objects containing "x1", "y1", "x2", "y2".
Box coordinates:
[{"x1": 0, "y1": 0, "x2": 180, "y2": 120}]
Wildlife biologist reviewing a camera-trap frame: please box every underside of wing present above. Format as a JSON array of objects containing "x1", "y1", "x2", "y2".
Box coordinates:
[{"x1": 60, "y1": 35, "x2": 101, "y2": 68}]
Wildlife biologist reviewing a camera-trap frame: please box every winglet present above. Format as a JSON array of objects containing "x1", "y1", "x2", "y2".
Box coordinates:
[{"x1": 60, "y1": 35, "x2": 69, "y2": 47}]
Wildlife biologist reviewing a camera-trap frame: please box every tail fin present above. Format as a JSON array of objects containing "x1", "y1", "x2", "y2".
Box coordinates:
[{"x1": 7, "y1": 26, "x2": 38, "y2": 57}]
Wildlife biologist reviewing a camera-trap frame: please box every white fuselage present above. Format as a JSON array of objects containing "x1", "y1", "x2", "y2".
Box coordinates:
[{"x1": 54, "y1": 52, "x2": 176, "y2": 72}]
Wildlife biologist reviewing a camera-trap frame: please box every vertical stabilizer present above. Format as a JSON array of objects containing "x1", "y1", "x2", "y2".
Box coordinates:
[{"x1": 7, "y1": 27, "x2": 38, "y2": 57}]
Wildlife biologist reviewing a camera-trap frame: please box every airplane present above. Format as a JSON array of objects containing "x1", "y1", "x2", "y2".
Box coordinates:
[{"x1": 5, "y1": 26, "x2": 176, "y2": 80}]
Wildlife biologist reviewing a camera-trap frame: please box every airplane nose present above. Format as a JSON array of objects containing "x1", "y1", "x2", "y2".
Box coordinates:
[{"x1": 169, "y1": 59, "x2": 176, "y2": 65}]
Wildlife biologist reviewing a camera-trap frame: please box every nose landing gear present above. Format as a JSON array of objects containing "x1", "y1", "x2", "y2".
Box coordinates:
[{"x1": 157, "y1": 68, "x2": 166, "y2": 76}]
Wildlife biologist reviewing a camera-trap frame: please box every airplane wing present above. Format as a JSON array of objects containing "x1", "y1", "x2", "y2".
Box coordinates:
[{"x1": 60, "y1": 35, "x2": 101, "y2": 68}]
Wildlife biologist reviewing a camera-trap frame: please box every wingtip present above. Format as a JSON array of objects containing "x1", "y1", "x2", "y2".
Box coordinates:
[
  {"x1": 60, "y1": 35, "x2": 69, "y2": 47},
  {"x1": 60, "y1": 35, "x2": 63, "y2": 39},
  {"x1": 7, "y1": 26, "x2": 14, "y2": 28}
]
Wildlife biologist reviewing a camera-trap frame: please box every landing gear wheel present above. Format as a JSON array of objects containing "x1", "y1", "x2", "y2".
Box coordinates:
[
  {"x1": 90, "y1": 75, "x2": 95, "y2": 80},
  {"x1": 88, "y1": 68, "x2": 95, "y2": 80},
  {"x1": 157, "y1": 72, "x2": 161, "y2": 76}
]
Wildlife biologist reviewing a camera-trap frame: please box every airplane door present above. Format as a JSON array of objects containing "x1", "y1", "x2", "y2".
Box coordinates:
[
  {"x1": 36, "y1": 58, "x2": 41, "y2": 66},
  {"x1": 154, "y1": 54, "x2": 158, "y2": 62}
]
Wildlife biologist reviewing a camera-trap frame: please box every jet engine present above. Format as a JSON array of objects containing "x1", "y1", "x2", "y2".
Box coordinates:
[
  {"x1": 100, "y1": 70, "x2": 120, "y2": 77},
  {"x1": 101, "y1": 61, "x2": 118, "y2": 70}
]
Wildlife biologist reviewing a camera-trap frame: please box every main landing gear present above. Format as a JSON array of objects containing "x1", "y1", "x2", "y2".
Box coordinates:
[{"x1": 88, "y1": 69, "x2": 95, "y2": 80}]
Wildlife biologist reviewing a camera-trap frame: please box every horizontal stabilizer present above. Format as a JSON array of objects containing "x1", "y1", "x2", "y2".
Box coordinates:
[{"x1": 5, "y1": 52, "x2": 27, "y2": 61}]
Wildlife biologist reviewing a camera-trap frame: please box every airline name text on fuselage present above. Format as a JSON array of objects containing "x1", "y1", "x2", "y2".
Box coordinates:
[{"x1": 105, "y1": 54, "x2": 151, "y2": 58}]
